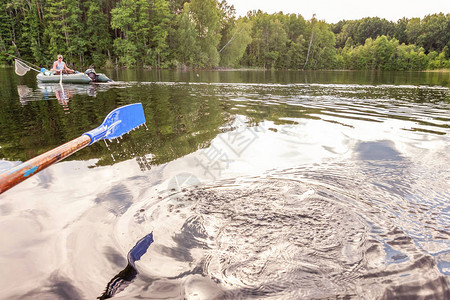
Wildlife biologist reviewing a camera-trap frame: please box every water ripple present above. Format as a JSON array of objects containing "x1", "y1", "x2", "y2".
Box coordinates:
[{"x1": 119, "y1": 170, "x2": 449, "y2": 299}]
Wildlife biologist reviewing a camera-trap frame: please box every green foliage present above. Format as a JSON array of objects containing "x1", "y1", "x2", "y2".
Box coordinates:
[
  {"x1": 63, "y1": 0, "x2": 85, "y2": 63},
  {"x1": 219, "y1": 19, "x2": 252, "y2": 68},
  {"x1": 0, "y1": 1, "x2": 448, "y2": 70},
  {"x1": 174, "y1": 3, "x2": 200, "y2": 67},
  {"x1": 239, "y1": 13, "x2": 339, "y2": 69},
  {"x1": 111, "y1": 0, "x2": 151, "y2": 67},
  {"x1": 244, "y1": 11, "x2": 288, "y2": 68},
  {"x1": 339, "y1": 35, "x2": 440, "y2": 71},
  {"x1": 333, "y1": 18, "x2": 395, "y2": 49},
  {"x1": 44, "y1": 0, "x2": 66, "y2": 56},
  {"x1": 84, "y1": 0, "x2": 112, "y2": 66},
  {"x1": 111, "y1": 0, "x2": 172, "y2": 68},
  {"x1": 43, "y1": 0, "x2": 86, "y2": 67},
  {"x1": 149, "y1": 0, "x2": 171, "y2": 68},
  {"x1": 20, "y1": 0, "x2": 44, "y2": 63},
  {"x1": 417, "y1": 13, "x2": 450, "y2": 52},
  {"x1": 0, "y1": 1, "x2": 16, "y2": 64},
  {"x1": 405, "y1": 14, "x2": 450, "y2": 53},
  {"x1": 354, "y1": 18, "x2": 395, "y2": 45},
  {"x1": 113, "y1": 37, "x2": 138, "y2": 66},
  {"x1": 190, "y1": 0, "x2": 221, "y2": 67},
  {"x1": 172, "y1": 0, "x2": 222, "y2": 68},
  {"x1": 287, "y1": 34, "x2": 307, "y2": 69},
  {"x1": 394, "y1": 17, "x2": 408, "y2": 44},
  {"x1": 428, "y1": 46, "x2": 450, "y2": 69},
  {"x1": 373, "y1": 36, "x2": 397, "y2": 70},
  {"x1": 304, "y1": 21, "x2": 337, "y2": 69}
]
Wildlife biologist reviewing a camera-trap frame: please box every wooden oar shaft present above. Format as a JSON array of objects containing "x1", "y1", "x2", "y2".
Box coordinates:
[{"x1": 0, "y1": 135, "x2": 91, "y2": 194}]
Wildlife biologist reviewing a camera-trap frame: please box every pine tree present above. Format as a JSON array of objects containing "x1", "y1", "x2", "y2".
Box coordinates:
[
  {"x1": 0, "y1": 1, "x2": 14, "y2": 63},
  {"x1": 190, "y1": 0, "x2": 221, "y2": 67},
  {"x1": 111, "y1": 0, "x2": 151, "y2": 66},
  {"x1": 175, "y1": 3, "x2": 200, "y2": 67},
  {"x1": 21, "y1": 0, "x2": 45, "y2": 64},
  {"x1": 84, "y1": 0, "x2": 112, "y2": 66},
  {"x1": 150, "y1": 0, "x2": 171, "y2": 68}
]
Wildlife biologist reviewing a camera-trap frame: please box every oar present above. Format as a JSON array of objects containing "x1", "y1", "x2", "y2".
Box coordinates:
[{"x1": 0, "y1": 103, "x2": 146, "y2": 194}]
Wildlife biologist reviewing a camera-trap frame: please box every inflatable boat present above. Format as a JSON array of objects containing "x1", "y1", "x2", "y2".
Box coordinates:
[{"x1": 37, "y1": 68, "x2": 112, "y2": 84}]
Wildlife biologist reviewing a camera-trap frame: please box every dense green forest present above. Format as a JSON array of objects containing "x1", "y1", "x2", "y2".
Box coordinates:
[{"x1": 1, "y1": 0, "x2": 449, "y2": 70}]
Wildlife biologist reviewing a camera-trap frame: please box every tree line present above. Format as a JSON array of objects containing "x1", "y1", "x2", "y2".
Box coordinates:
[{"x1": 1, "y1": 0, "x2": 449, "y2": 71}]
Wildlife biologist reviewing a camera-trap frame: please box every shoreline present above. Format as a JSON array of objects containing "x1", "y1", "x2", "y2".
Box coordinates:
[{"x1": 2, "y1": 64, "x2": 449, "y2": 73}]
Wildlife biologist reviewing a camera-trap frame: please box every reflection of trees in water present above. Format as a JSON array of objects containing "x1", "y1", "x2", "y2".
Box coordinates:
[
  {"x1": 93, "y1": 85, "x2": 233, "y2": 168},
  {"x1": 4, "y1": 83, "x2": 448, "y2": 169},
  {"x1": 1, "y1": 84, "x2": 234, "y2": 169}
]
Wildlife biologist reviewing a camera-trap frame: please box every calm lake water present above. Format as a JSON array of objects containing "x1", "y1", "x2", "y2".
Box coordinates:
[{"x1": 0, "y1": 68, "x2": 449, "y2": 299}]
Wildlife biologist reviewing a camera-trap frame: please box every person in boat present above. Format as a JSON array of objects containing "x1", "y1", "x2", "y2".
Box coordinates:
[{"x1": 52, "y1": 54, "x2": 74, "y2": 75}]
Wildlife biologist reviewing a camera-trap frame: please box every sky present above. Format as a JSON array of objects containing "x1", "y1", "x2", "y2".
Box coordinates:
[{"x1": 225, "y1": 0, "x2": 450, "y2": 23}]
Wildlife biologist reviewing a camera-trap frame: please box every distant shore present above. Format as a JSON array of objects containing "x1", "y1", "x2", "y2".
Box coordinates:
[{"x1": 2, "y1": 64, "x2": 449, "y2": 73}]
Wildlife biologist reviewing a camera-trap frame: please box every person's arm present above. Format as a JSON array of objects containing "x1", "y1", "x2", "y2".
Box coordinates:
[
  {"x1": 63, "y1": 62, "x2": 73, "y2": 72},
  {"x1": 51, "y1": 61, "x2": 58, "y2": 72}
]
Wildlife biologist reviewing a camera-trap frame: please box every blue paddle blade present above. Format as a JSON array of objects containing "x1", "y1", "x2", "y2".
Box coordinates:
[{"x1": 83, "y1": 103, "x2": 146, "y2": 145}]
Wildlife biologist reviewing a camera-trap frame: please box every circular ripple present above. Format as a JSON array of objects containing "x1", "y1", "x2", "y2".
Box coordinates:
[{"x1": 116, "y1": 176, "x2": 446, "y2": 299}]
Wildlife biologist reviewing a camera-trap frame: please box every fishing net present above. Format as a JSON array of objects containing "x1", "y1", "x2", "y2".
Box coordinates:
[{"x1": 15, "y1": 59, "x2": 31, "y2": 76}]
